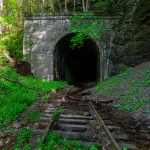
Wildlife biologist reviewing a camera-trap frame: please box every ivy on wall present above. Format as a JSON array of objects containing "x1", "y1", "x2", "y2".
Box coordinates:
[
  {"x1": 69, "y1": 12, "x2": 107, "y2": 48},
  {"x1": 68, "y1": 0, "x2": 116, "y2": 48}
]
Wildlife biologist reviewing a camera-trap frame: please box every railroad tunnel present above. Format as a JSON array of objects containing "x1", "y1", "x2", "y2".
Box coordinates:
[{"x1": 53, "y1": 33, "x2": 100, "y2": 84}]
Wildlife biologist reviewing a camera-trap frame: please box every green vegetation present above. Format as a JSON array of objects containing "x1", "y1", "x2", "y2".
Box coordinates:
[
  {"x1": 95, "y1": 69, "x2": 133, "y2": 93},
  {"x1": 52, "y1": 107, "x2": 63, "y2": 121},
  {"x1": 12, "y1": 128, "x2": 34, "y2": 149},
  {"x1": 0, "y1": 0, "x2": 24, "y2": 63},
  {"x1": 68, "y1": 0, "x2": 116, "y2": 48},
  {"x1": 42, "y1": 93, "x2": 51, "y2": 103},
  {"x1": 0, "y1": 67, "x2": 68, "y2": 130},
  {"x1": 95, "y1": 66, "x2": 150, "y2": 113},
  {"x1": 25, "y1": 111, "x2": 39, "y2": 123},
  {"x1": 38, "y1": 132, "x2": 99, "y2": 150},
  {"x1": 93, "y1": 0, "x2": 115, "y2": 12},
  {"x1": 0, "y1": 0, "x2": 117, "y2": 63},
  {"x1": 116, "y1": 93, "x2": 148, "y2": 112},
  {"x1": 69, "y1": 12, "x2": 107, "y2": 48},
  {"x1": 0, "y1": 30, "x2": 24, "y2": 62}
]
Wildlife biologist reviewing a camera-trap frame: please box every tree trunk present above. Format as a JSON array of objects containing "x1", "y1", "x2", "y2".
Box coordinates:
[
  {"x1": 86, "y1": 0, "x2": 88, "y2": 11},
  {"x1": 51, "y1": 0, "x2": 54, "y2": 12},
  {"x1": 82, "y1": 0, "x2": 86, "y2": 12},
  {"x1": 59, "y1": 0, "x2": 62, "y2": 12},
  {"x1": 40, "y1": 0, "x2": 43, "y2": 12},
  {"x1": 88, "y1": 0, "x2": 91, "y2": 11},
  {"x1": 74, "y1": 0, "x2": 75, "y2": 12},
  {"x1": 65, "y1": 0, "x2": 67, "y2": 12},
  {"x1": 0, "y1": 0, "x2": 3, "y2": 34}
]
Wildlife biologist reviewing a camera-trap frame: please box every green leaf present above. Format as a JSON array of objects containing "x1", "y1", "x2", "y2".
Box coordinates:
[{"x1": 90, "y1": 146, "x2": 98, "y2": 150}]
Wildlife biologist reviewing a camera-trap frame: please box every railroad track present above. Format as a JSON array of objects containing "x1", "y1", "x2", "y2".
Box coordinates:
[{"x1": 32, "y1": 85, "x2": 138, "y2": 150}]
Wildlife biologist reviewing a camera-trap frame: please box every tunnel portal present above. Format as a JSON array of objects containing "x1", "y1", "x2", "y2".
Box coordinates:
[{"x1": 54, "y1": 33, "x2": 100, "y2": 84}]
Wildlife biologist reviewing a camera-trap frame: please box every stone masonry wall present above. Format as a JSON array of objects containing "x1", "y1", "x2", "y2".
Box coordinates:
[
  {"x1": 23, "y1": 18, "x2": 71, "y2": 80},
  {"x1": 23, "y1": 14, "x2": 121, "y2": 81}
]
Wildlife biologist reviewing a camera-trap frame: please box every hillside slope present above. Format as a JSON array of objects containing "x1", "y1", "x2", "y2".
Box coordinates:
[{"x1": 93, "y1": 61, "x2": 150, "y2": 119}]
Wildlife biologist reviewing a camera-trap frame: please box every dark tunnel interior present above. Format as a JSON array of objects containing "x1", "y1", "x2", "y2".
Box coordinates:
[{"x1": 53, "y1": 33, "x2": 99, "y2": 84}]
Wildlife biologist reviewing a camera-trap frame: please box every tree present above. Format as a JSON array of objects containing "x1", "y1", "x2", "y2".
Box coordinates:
[
  {"x1": 69, "y1": 0, "x2": 116, "y2": 48},
  {"x1": 0, "y1": 0, "x2": 2, "y2": 34},
  {"x1": 0, "y1": 0, "x2": 116, "y2": 63},
  {"x1": 82, "y1": 0, "x2": 90, "y2": 12}
]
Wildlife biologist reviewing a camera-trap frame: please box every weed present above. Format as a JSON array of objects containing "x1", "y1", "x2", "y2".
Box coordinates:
[
  {"x1": 130, "y1": 80, "x2": 136, "y2": 86},
  {"x1": 0, "y1": 67, "x2": 68, "y2": 130},
  {"x1": 143, "y1": 109, "x2": 149, "y2": 115},
  {"x1": 95, "y1": 67, "x2": 149, "y2": 114},
  {"x1": 38, "y1": 132, "x2": 98, "y2": 150},
  {"x1": 25, "y1": 111, "x2": 39, "y2": 123},
  {"x1": 94, "y1": 69, "x2": 133, "y2": 93},
  {"x1": 116, "y1": 95, "x2": 148, "y2": 113},
  {"x1": 42, "y1": 93, "x2": 50, "y2": 103},
  {"x1": 52, "y1": 107, "x2": 63, "y2": 121},
  {"x1": 13, "y1": 128, "x2": 34, "y2": 149}
]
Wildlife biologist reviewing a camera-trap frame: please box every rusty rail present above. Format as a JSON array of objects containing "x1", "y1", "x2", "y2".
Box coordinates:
[
  {"x1": 40, "y1": 86, "x2": 122, "y2": 150},
  {"x1": 40, "y1": 86, "x2": 73, "y2": 144},
  {"x1": 89, "y1": 101, "x2": 122, "y2": 150}
]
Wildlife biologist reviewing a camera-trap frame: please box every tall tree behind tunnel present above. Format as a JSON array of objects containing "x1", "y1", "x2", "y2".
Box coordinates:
[
  {"x1": 15, "y1": 0, "x2": 103, "y2": 13},
  {"x1": 0, "y1": 0, "x2": 2, "y2": 34}
]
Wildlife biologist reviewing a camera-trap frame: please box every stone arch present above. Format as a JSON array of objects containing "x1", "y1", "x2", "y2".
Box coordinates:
[
  {"x1": 23, "y1": 15, "x2": 118, "y2": 81},
  {"x1": 53, "y1": 33, "x2": 101, "y2": 84}
]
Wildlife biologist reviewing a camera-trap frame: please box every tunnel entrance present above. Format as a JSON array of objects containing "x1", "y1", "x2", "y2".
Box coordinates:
[{"x1": 53, "y1": 33, "x2": 100, "y2": 84}]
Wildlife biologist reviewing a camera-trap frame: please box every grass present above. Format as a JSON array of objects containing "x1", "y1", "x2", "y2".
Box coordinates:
[
  {"x1": 52, "y1": 107, "x2": 64, "y2": 121},
  {"x1": 8, "y1": 131, "x2": 99, "y2": 150},
  {"x1": 94, "y1": 65, "x2": 150, "y2": 113},
  {"x1": 0, "y1": 66, "x2": 68, "y2": 131},
  {"x1": 38, "y1": 132, "x2": 99, "y2": 150},
  {"x1": 1, "y1": 128, "x2": 35, "y2": 150},
  {"x1": 13, "y1": 128, "x2": 34, "y2": 149},
  {"x1": 25, "y1": 111, "x2": 39, "y2": 123},
  {"x1": 94, "y1": 69, "x2": 133, "y2": 96}
]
